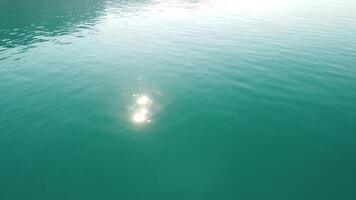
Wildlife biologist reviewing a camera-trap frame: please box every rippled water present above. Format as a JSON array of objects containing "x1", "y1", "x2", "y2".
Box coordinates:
[{"x1": 1, "y1": 0, "x2": 356, "y2": 199}]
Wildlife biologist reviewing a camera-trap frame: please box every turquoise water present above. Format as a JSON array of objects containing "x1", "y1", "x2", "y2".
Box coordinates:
[{"x1": 1, "y1": 0, "x2": 356, "y2": 199}]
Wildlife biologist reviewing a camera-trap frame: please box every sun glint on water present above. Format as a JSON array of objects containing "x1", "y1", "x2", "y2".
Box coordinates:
[{"x1": 131, "y1": 95, "x2": 152, "y2": 124}]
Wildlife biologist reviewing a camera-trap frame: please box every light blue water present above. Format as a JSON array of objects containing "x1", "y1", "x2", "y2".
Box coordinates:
[{"x1": 1, "y1": 0, "x2": 356, "y2": 199}]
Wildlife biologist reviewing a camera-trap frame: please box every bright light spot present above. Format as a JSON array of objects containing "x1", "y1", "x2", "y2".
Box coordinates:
[
  {"x1": 132, "y1": 113, "x2": 147, "y2": 123},
  {"x1": 131, "y1": 94, "x2": 153, "y2": 124},
  {"x1": 139, "y1": 107, "x2": 148, "y2": 115},
  {"x1": 137, "y1": 95, "x2": 150, "y2": 105}
]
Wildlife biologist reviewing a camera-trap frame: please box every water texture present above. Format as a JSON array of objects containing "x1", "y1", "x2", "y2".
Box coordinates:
[{"x1": 1, "y1": 0, "x2": 356, "y2": 199}]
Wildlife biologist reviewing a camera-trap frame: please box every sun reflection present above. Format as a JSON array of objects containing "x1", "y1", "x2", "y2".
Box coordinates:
[
  {"x1": 137, "y1": 95, "x2": 150, "y2": 105},
  {"x1": 132, "y1": 112, "x2": 147, "y2": 123},
  {"x1": 131, "y1": 94, "x2": 152, "y2": 124}
]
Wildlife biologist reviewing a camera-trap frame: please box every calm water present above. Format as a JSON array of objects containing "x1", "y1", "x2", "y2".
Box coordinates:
[{"x1": 1, "y1": 0, "x2": 356, "y2": 199}]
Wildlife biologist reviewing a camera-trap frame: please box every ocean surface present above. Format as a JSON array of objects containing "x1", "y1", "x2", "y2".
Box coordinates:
[{"x1": 1, "y1": 0, "x2": 356, "y2": 199}]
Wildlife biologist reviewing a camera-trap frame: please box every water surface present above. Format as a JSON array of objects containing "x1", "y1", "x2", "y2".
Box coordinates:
[{"x1": 1, "y1": 0, "x2": 356, "y2": 199}]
